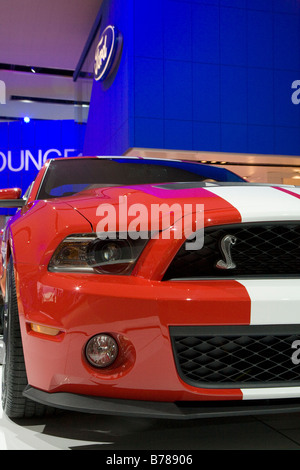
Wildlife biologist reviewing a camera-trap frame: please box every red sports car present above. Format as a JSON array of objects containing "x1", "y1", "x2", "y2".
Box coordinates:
[{"x1": 1, "y1": 156, "x2": 300, "y2": 419}]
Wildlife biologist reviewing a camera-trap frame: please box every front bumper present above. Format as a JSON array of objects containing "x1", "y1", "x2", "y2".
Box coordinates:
[
  {"x1": 23, "y1": 385, "x2": 300, "y2": 419},
  {"x1": 15, "y1": 263, "x2": 300, "y2": 406}
]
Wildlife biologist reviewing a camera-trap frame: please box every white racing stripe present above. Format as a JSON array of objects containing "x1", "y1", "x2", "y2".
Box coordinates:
[
  {"x1": 207, "y1": 185, "x2": 300, "y2": 222},
  {"x1": 237, "y1": 279, "x2": 300, "y2": 325},
  {"x1": 242, "y1": 387, "x2": 300, "y2": 400},
  {"x1": 207, "y1": 185, "x2": 300, "y2": 401},
  {"x1": 237, "y1": 279, "x2": 300, "y2": 401},
  {"x1": 277, "y1": 186, "x2": 300, "y2": 197}
]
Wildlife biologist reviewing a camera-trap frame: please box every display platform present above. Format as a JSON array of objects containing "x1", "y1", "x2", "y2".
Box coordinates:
[{"x1": 0, "y1": 342, "x2": 300, "y2": 450}]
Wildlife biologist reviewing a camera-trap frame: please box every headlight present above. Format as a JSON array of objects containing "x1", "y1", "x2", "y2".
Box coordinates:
[{"x1": 48, "y1": 233, "x2": 148, "y2": 275}]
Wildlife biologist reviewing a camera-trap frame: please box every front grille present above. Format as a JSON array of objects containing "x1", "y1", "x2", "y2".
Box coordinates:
[
  {"x1": 170, "y1": 326, "x2": 300, "y2": 388},
  {"x1": 163, "y1": 222, "x2": 300, "y2": 279}
]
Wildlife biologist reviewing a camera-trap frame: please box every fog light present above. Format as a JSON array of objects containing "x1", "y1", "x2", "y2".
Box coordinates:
[{"x1": 85, "y1": 334, "x2": 118, "y2": 368}]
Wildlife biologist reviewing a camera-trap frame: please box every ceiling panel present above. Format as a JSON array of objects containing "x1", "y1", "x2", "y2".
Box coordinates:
[
  {"x1": 0, "y1": 0, "x2": 103, "y2": 70},
  {"x1": 0, "y1": 0, "x2": 102, "y2": 121}
]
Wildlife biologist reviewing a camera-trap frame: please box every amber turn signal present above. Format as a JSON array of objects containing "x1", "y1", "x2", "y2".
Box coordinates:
[{"x1": 30, "y1": 323, "x2": 61, "y2": 337}]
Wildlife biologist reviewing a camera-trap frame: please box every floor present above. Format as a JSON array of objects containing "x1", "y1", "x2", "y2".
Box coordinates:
[{"x1": 1, "y1": 362, "x2": 300, "y2": 450}]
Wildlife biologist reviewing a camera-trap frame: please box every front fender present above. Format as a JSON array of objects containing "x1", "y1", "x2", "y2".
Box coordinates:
[{"x1": 8, "y1": 200, "x2": 92, "y2": 267}]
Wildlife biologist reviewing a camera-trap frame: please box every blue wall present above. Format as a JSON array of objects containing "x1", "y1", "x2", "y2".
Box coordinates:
[
  {"x1": 0, "y1": 120, "x2": 86, "y2": 214},
  {"x1": 0, "y1": 120, "x2": 86, "y2": 191},
  {"x1": 84, "y1": 0, "x2": 300, "y2": 157},
  {"x1": 84, "y1": 0, "x2": 134, "y2": 156}
]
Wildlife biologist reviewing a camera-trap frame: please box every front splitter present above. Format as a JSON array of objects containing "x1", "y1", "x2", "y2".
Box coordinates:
[{"x1": 23, "y1": 385, "x2": 300, "y2": 420}]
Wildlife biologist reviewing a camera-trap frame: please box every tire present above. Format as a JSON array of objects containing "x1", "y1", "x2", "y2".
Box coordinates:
[
  {"x1": 0, "y1": 296, "x2": 3, "y2": 336},
  {"x1": 2, "y1": 258, "x2": 54, "y2": 418}
]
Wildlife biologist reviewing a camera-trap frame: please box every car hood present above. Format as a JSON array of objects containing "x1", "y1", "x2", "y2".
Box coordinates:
[{"x1": 62, "y1": 182, "x2": 300, "y2": 232}]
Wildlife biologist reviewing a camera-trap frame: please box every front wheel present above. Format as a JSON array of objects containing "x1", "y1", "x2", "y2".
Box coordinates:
[
  {"x1": 0, "y1": 295, "x2": 3, "y2": 336},
  {"x1": 2, "y1": 258, "x2": 53, "y2": 418}
]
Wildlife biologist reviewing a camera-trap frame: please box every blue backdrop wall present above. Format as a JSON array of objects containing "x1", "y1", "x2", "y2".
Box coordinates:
[
  {"x1": 84, "y1": 0, "x2": 134, "y2": 156},
  {"x1": 1, "y1": 0, "x2": 300, "y2": 207},
  {"x1": 0, "y1": 120, "x2": 86, "y2": 214},
  {"x1": 0, "y1": 120, "x2": 86, "y2": 191},
  {"x1": 84, "y1": 0, "x2": 300, "y2": 157}
]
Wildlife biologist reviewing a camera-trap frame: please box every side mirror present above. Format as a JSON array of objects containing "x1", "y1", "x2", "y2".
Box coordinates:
[{"x1": 0, "y1": 188, "x2": 26, "y2": 207}]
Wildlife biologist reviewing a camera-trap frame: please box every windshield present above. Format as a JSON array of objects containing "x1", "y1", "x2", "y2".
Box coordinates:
[{"x1": 37, "y1": 157, "x2": 244, "y2": 199}]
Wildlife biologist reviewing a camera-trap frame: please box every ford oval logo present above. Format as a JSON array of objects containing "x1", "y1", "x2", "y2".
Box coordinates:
[{"x1": 94, "y1": 25, "x2": 119, "y2": 82}]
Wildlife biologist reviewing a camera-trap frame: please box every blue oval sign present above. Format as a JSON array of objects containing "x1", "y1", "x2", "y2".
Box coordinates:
[{"x1": 94, "y1": 25, "x2": 119, "y2": 82}]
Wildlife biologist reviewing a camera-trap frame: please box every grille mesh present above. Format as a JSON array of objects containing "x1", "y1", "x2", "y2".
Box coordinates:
[
  {"x1": 163, "y1": 223, "x2": 300, "y2": 279},
  {"x1": 170, "y1": 326, "x2": 300, "y2": 388}
]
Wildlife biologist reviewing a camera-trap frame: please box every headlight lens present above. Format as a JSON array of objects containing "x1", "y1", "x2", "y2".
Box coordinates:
[{"x1": 48, "y1": 233, "x2": 148, "y2": 275}]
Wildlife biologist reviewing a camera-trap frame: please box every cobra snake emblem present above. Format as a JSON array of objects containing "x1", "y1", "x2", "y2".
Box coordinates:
[{"x1": 216, "y1": 234, "x2": 237, "y2": 270}]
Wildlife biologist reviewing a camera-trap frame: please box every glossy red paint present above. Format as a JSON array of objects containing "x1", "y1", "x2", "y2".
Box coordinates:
[
  {"x1": 0, "y1": 157, "x2": 265, "y2": 411},
  {"x1": 16, "y1": 265, "x2": 249, "y2": 401},
  {"x1": 0, "y1": 188, "x2": 22, "y2": 199}
]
